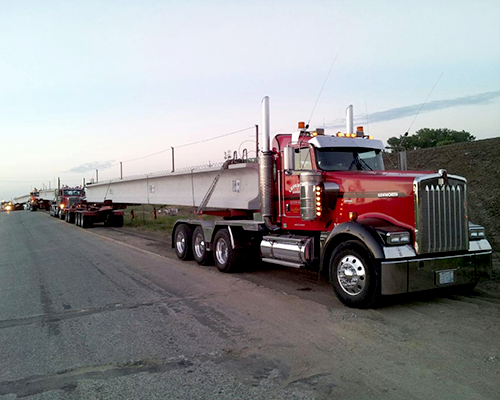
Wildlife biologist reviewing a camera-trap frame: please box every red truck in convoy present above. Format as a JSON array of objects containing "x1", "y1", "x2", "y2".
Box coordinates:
[
  {"x1": 28, "y1": 190, "x2": 41, "y2": 211},
  {"x1": 171, "y1": 97, "x2": 492, "y2": 308},
  {"x1": 49, "y1": 186, "x2": 85, "y2": 219}
]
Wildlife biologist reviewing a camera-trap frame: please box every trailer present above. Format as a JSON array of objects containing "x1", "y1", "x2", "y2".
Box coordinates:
[
  {"x1": 84, "y1": 97, "x2": 492, "y2": 308},
  {"x1": 68, "y1": 200, "x2": 125, "y2": 228}
]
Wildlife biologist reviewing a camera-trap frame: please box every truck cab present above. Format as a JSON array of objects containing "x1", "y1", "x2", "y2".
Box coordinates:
[{"x1": 50, "y1": 187, "x2": 85, "y2": 219}]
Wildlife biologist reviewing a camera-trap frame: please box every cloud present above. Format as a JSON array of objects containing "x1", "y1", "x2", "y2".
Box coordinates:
[
  {"x1": 325, "y1": 90, "x2": 500, "y2": 129},
  {"x1": 68, "y1": 160, "x2": 116, "y2": 173}
]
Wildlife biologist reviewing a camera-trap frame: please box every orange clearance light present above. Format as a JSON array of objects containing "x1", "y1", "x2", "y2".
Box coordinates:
[
  {"x1": 350, "y1": 133, "x2": 357, "y2": 138},
  {"x1": 316, "y1": 211, "x2": 322, "y2": 216},
  {"x1": 337, "y1": 132, "x2": 344, "y2": 137},
  {"x1": 312, "y1": 131, "x2": 318, "y2": 137},
  {"x1": 349, "y1": 211, "x2": 358, "y2": 221},
  {"x1": 357, "y1": 126, "x2": 364, "y2": 132},
  {"x1": 368, "y1": 135, "x2": 374, "y2": 140},
  {"x1": 298, "y1": 121, "x2": 305, "y2": 129}
]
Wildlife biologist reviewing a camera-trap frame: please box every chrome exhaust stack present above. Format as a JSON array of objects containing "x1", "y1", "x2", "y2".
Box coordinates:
[
  {"x1": 260, "y1": 96, "x2": 279, "y2": 231},
  {"x1": 346, "y1": 105, "x2": 353, "y2": 134}
]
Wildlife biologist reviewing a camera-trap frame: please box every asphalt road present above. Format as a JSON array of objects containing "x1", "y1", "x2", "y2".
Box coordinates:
[{"x1": 1, "y1": 211, "x2": 499, "y2": 399}]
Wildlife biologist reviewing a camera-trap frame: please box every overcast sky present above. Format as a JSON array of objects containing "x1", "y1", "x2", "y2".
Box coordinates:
[{"x1": 1, "y1": 0, "x2": 499, "y2": 200}]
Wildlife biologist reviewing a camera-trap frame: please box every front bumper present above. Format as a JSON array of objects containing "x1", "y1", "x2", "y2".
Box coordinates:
[{"x1": 381, "y1": 250, "x2": 492, "y2": 295}]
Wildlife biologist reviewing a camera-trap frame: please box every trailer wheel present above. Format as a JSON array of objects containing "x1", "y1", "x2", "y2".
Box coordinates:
[
  {"x1": 81, "y1": 215, "x2": 92, "y2": 228},
  {"x1": 76, "y1": 213, "x2": 82, "y2": 227},
  {"x1": 174, "y1": 224, "x2": 193, "y2": 260},
  {"x1": 329, "y1": 240, "x2": 380, "y2": 308},
  {"x1": 213, "y1": 229, "x2": 242, "y2": 273},
  {"x1": 192, "y1": 226, "x2": 212, "y2": 265}
]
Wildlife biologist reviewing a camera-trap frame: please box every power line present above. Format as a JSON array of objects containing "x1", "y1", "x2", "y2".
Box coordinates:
[
  {"x1": 121, "y1": 126, "x2": 255, "y2": 164},
  {"x1": 406, "y1": 72, "x2": 444, "y2": 134},
  {"x1": 307, "y1": 53, "x2": 339, "y2": 128}
]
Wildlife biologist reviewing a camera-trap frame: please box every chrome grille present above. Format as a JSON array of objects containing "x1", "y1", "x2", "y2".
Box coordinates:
[{"x1": 415, "y1": 174, "x2": 468, "y2": 254}]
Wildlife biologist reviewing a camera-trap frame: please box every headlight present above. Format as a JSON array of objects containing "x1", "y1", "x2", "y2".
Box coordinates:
[
  {"x1": 469, "y1": 227, "x2": 486, "y2": 240},
  {"x1": 59, "y1": 204, "x2": 65, "y2": 209},
  {"x1": 382, "y1": 231, "x2": 411, "y2": 245}
]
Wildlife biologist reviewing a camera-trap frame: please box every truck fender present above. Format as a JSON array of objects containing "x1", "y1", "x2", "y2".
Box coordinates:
[{"x1": 320, "y1": 221, "x2": 385, "y2": 275}]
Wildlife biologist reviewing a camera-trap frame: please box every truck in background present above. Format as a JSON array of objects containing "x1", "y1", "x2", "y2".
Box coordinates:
[
  {"x1": 28, "y1": 190, "x2": 40, "y2": 211},
  {"x1": 49, "y1": 186, "x2": 85, "y2": 219}
]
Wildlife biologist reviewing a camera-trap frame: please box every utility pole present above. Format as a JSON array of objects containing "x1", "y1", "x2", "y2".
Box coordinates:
[
  {"x1": 171, "y1": 147, "x2": 175, "y2": 173},
  {"x1": 255, "y1": 124, "x2": 259, "y2": 156}
]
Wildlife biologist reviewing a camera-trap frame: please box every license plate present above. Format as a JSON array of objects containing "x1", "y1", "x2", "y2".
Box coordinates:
[{"x1": 438, "y1": 270, "x2": 455, "y2": 285}]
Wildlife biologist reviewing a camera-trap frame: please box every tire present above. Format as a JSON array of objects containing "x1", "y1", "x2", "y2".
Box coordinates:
[
  {"x1": 59, "y1": 210, "x2": 65, "y2": 220},
  {"x1": 213, "y1": 229, "x2": 243, "y2": 273},
  {"x1": 76, "y1": 213, "x2": 81, "y2": 227},
  {"x1": 455, "y1": 282, "x2": 477, "y2": 296},
  {"x1": 174, "y1": 224, "x2": 193, "y2": 260},
  {"x1": 192, "y1": 226, "x2": 212, "y2": 265},
  {"x1": 81, "y1": 215, "x2": 92, "y2": 228},
  {"x1": 65, "y1": 212, "x2": 70, "y2": 222},
  {"x1": 68, "y1": 212, "x2": 75, "y2": 224},
  {"x1": 329, "y1": 240, "x2": 380, "y2": 308}
]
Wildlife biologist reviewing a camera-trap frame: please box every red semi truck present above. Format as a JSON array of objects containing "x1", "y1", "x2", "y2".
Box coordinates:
[
  {"x1": 171, "y1": 97, "x2": 492, "y2": 308},
  {"x1": 50, "y1": 186, "x2": 85, "y2": 219}
]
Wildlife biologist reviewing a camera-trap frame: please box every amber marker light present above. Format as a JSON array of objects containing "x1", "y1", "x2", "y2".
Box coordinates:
[
  {"x1": 298, "y1": 121, "x2": 305, "y2": 129},
  {"x1": 349, "y1": 211, "x2": 358, "y2": 221}
]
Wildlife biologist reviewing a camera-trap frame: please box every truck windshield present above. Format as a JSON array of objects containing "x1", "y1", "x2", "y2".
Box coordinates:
[
  {"x1": 315, "y1": 147, "x2": 384, "y2": 171},
  {"x1": 64, "y1": 190, "x2": 82, "y2": 196}
]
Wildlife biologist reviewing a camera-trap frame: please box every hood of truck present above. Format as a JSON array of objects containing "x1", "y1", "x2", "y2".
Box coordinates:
[{"x1": 323, "y1": 170, "x2": 434, "y2": 230}]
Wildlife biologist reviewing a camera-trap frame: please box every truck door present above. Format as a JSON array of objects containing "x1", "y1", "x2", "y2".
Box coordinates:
[{"x1": 282, "y1": 146, "x2": 313, "y2": 228}]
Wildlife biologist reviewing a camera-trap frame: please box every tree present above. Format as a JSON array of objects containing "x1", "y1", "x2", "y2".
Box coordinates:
[{"x1": 387, "y1": 128, "x2": 475, "y2": 151}]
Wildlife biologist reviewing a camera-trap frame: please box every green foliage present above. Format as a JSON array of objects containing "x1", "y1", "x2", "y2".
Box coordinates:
[
  {"x1": 123, "y1": 205, "x2": 217, "y2": 233},
  {"x1": 387, "y1": 128, "x2": 475, "y2": 151}
]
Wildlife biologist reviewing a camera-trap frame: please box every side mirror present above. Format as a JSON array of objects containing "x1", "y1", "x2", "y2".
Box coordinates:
[{"x1": 283, "y1": 146, "x2": 295, "y2": 174}]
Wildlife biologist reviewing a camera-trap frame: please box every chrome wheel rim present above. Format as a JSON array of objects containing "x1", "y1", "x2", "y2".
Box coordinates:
[
  {"x1": 337, "y1": 255, "x2": 366, "y2": 296},
  {"x1": 194, "y1": 233, "x2": 205, "y2": 259},
  {"x1": 176, "y1": 231, "x2": 186, "y2": 254},
  {"x1": 215, "y1": 238, "x2": 229, "y2": 266}
]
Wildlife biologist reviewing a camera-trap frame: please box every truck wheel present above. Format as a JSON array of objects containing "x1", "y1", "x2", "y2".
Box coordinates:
[
  {"x1": 213, "y1": 229, "x2": 242, "y2": 273},
  {"x1": 192, "y1": 226, "x2": 212, "y2": 265},
  {"x1": 59, "y1": 211, "x2": 65, "y2": 220},
  {"x1": 69, "y1": 212, "x2": 75, "y2": 224},
  {"x1": 329, "y1": 240, "x2": 380, "y2": 308},
  {"x1": 76, "y1": 214, "x2": 82, "y2": 227},
  {"x1": 174, "y1": 224, "x2": 193, "y2": 260}
]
